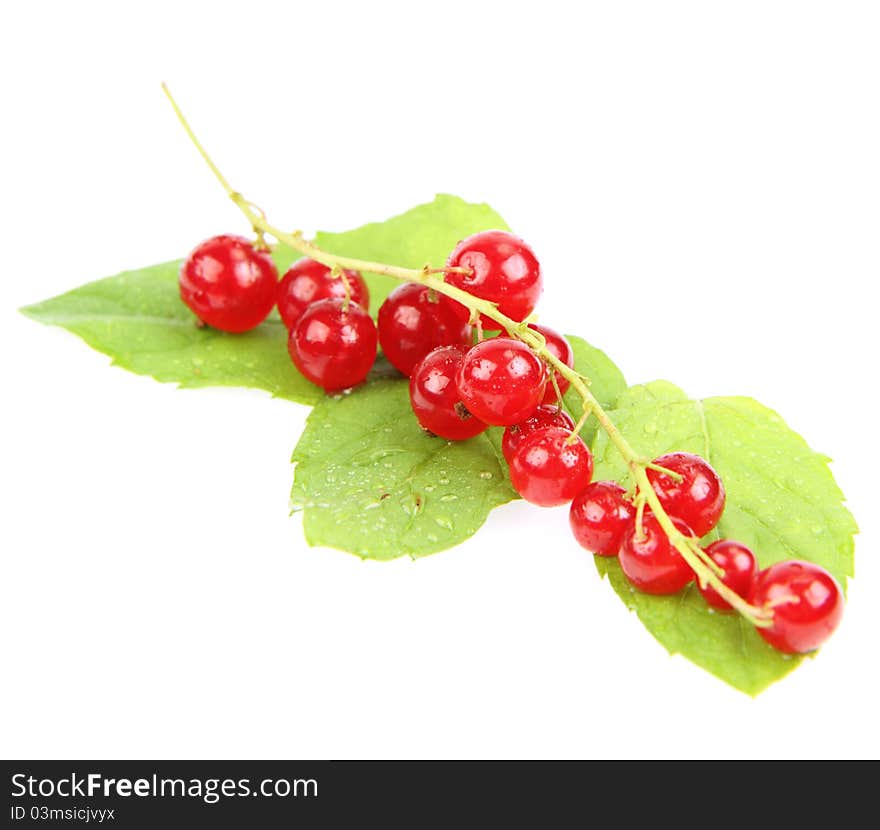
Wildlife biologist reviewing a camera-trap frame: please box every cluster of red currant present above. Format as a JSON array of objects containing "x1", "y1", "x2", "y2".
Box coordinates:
[
  {"x1": 571, "y1": 454, "x2": 844, "y2": 653},
  {"x1": 178, "y1": 229, "x2": 844, "y2": 656},
  {"x1": 179, "y1": 232, "x2": 378, "y2": 390}
]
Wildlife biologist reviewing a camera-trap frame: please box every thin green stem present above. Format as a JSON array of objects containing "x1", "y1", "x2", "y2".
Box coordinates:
[
  {"x1": 162, "y1": 83, "x2": 772, "y2": 628},
  {"x1": 548, "y1": 372, "x2": 564, "y2": 408},
  {"x1": 161, "y1": 83, "x2": 236, "y2": 197},
  {"x1": 330, "y1": 265, "x2": 351, "y2": 311},
  {"x1": 634, "y1": 491, "x2": 647, "y2": 540},
  {"x1": 643, "y1": 461, "x2": 685, "y2": 483},
  {"x1": 567, "y1": 404, "x2": 592, "y2": 445}
]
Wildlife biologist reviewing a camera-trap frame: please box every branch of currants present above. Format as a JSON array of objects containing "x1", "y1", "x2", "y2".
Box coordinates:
[{"x1": 162, "y1": 83, "x2": 772, "y2": 627}]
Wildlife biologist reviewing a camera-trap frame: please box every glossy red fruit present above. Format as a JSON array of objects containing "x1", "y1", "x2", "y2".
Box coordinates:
[
  {"x1": 409, "y1": 346, "x2": 488, "y2": 440},
  {"x1": 646, "y1": 452, "x2": 726, "y2": 537},
  {"x1": 749, "y1": 560, "x2": 844, "y2": 654},
  {"x1": 697, "y1": 540, "x2": 758, "y2": 611},
  {"x1": 501, "y1": 404, "x2": 575, "y2": 464},
  {"x1": 528, "y1": 324, "x2": 574, "y2": 403},
  {"x1": 443, "y1": 230, "x2": 542, "y2": 328},
  {"x1": 277, "y1": 258, "x2": 369, "y2": 330},
  {"x1": 508, "y1": 427, "x2": 593, "y2": 507},
  {"x1": 619, "y1": 514, "x2": 695, "y2": 595},
  {"x1": 289, "y1": 298, "x2": 377, "y2": 392},
  {"x1": 378, "y1": 283, "x2": 472, "y2": 376},
  {"x1": 179, "y1": 234, "x2": 278, "y2": 332},
  {"x1": 569, "y1": 481, "x2": 634, "y2": 557},
  {"x1": 456, "y1": 338, "x2": 548, "y2": 426}
]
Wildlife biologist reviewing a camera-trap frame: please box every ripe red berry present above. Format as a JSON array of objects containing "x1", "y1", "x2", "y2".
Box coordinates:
[
  {"x1": 409, "y1": 346, "x2": 488, "y2": 440},
  {"x1": 501, "y1": 404, "x2": 575, "y2": 464},
  {"x1": 646, "y1": 452, "x2": 726, "y2": 537},
  {"x1": 508, "y1": 427, "x2": 593, "y2": 507},
  {"x1": 442, "y1": 230, "x2": 542, "y2": 328},
  {"x1": 749, "y1": 560, "x2": 844, "y2": 654},
  {"x1": 277, "y1": 258, "x2": 369, "y2": 330},
  {"x1": 528, "y1": 324, "x2": 574, "y2": 403},
  {"x1": 179, "y1": 234, "x2": 278, "y2": 333},
  {"x1": 378, "y1": 283, "x2": 472, "y2": 376},
  {"x1": 697, "y1": 540, "x2": 758, "y2": 611},
  {"x1": 455, "y1": 338, "x2": 548, "y2": 426},
  {"x1": 288, "y1": 298, "x2": 377, "y2": 392},
  {"x1": 569, "y1": 481, "x2": 634, "y2": 557},
  {"x1": 619, "y1": 514, "x2": 695, "y2": 595}
]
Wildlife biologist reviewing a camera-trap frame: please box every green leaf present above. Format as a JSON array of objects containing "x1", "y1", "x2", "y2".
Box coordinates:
[
  {"x1": 22, "y1": 256, "x2": 323, "y2": 404},
  {"x1": 290, "y1": 380, "x2": 516, "y2": 559},
  {"x1": 591, "y1": 381, "x2": 858, "y2": 695},
  {"x1": 21, "y1": 194, "x2": 509, "y2": 400},
  {"x1": 291, "y1": 336, "x2": 627, "y2": 559}
]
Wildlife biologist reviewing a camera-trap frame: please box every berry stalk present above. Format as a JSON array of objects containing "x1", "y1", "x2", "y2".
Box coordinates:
[{"x1": 161, "y1": 83, "x2": 771, "y2": 627}]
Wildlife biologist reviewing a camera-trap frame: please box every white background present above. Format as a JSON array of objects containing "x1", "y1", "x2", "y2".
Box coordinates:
[{"x1": 2, "y1": 1, "x2": 878, "y2": 759}]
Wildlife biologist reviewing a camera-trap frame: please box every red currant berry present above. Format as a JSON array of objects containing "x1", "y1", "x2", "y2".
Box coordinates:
[
  {"x1": 646, "y1": 452, "x2": 726, "y2": 537},
  {"x1": 455, "y1": 338, "x2": 548, "y2": 426},
  {"x1": 508, "y1": 427, "x2": 593, "y2": 507},
  {"x1": 501, "y1": 404, "x2": 575, "y2": 464},
  {"x1": 409, "y1": 346, "x2": 488, "y2": 440},
  {"x1": 442, "y1": 230, "x2": 542, "y2": 328},
  {"x1": 749, "y1": 560, "x2": 844, "y2": 654},
  {"x1": 697, "y1": 540, "x2": 758, "y2": 611},
  {"x1": 179, "y1": 234, "x2": 278, "y2": 333},
  {"x1": 528, "y1": 324, "x2": 574, "y2": 403},
  {"x1": 288, "y1": 298, "x2": 377, "y2": 392},
  {"x1": 277, "y1": 258, "x2": 369, "y2": 330},
  {"x1": 619, "y1": 514, "x2": 695, "y2": 595},
  {"x1": 569, "y1": 481, "x2": 634, "y2": 557},
  {"x1": 377, "y1": 283, "x2": 472, "y2": 376}
]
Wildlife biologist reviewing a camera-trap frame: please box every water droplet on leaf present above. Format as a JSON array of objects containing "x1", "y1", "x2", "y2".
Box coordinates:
[{"x1": 350, "y1": 447, "x2": 408, "y2": 466}]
